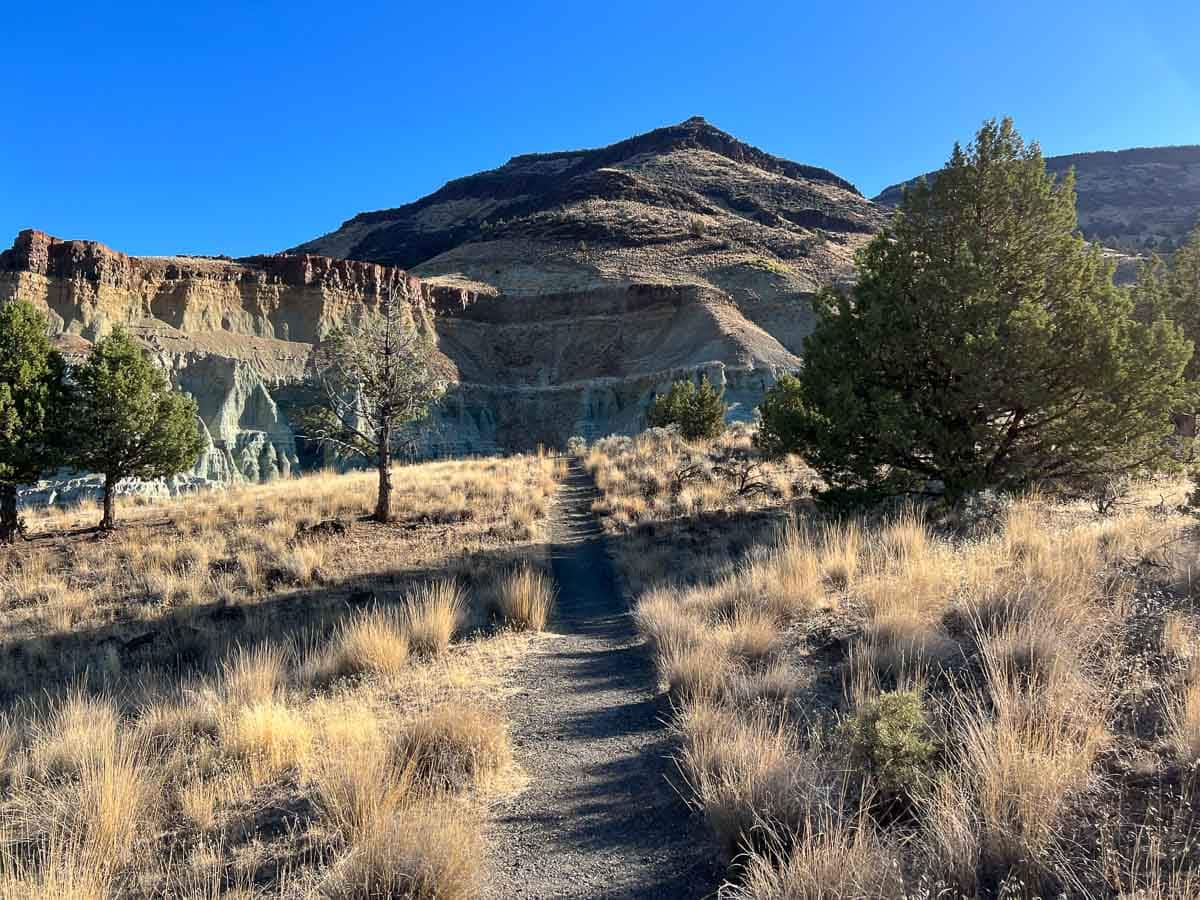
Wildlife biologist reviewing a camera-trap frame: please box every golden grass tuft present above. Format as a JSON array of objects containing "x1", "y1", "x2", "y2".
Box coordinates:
[
  {"x1": 311, "y1": 607, "x2": 411, "y2": 682},
  {"x1": 404, "y1": 580, "x2": 465, "y2": 657},
  {"x1": 1165, "y1": 659, "x2": 1200, "y2": 765},
  {"x1": 724, "y1": 805, "x2": 903, "y2": 900},
  {"x1": 677, "y1": 701, "x2": 825, "y2": 858},
  {"x1": 218, "y1": 644, "x2": 287, "y2": 707},
  {"x1": 322, "y1": 802, "x2": 482, "y2": 900},
  {"x1": 492, "y1": 565, "x2": 556, "y2": 631},
  {"x1": 393, "y1": 705, "x2": 512, "y2": 792},
  {"x1": 221, "y1": 701, "x2": 313, "y2": 782}
]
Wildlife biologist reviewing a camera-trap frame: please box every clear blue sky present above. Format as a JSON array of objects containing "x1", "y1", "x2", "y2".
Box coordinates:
[{"x1": 3, "y1": 0, "x2": 1198, "y2": 258}]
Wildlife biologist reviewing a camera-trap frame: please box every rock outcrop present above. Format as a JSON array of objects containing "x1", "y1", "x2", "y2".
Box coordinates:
[
  {"x1": 4, "y1": 119, "x2": 887, "y2": 495},
  {"x1": 874, "y1": 145, "x2": 1200, "y2": 254}
]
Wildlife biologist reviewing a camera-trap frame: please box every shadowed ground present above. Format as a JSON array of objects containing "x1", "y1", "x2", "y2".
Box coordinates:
[{"x1": 483, "y1": 459, "x2": 723, "y2": 899}]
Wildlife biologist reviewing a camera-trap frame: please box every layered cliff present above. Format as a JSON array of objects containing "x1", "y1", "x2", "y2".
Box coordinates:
[
  {"x1": 0, "y1": 229, "x2": 419, "y2": 491},
  {"x1": 4, "y1": 120, "x2": 886, "y2": 492}
]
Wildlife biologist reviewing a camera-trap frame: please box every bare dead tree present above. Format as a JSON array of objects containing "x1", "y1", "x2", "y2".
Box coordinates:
[
  {"x1": 298, "y1": 278, "x2": 446, "y2": 523},
  {"x1": 711, "y1": 445, "x2": 771, "y2": 497}
]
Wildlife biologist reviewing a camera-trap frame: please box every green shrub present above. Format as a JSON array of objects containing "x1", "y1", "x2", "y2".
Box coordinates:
[
  {"x1": 845, "y1": 690, "x2": 937, "y2": 803},
  {"x1": 646, "y1": 376, "x2": 727, "y2": 441}
]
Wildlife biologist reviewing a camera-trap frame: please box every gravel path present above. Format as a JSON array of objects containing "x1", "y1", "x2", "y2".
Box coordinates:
[{"x1": 483, "y1": 459, "x2": 722, "y2": 899}]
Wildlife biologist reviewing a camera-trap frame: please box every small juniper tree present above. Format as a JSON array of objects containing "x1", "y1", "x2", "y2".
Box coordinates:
[
  {"x1": 300, "y1": 279, "x2": 446, "y2": 523},
  {"x1": 71, "y1": 327, "x2": 204, "y2": 530},
  {"x1": 646, "y1": 375, "x2": 728, "y2": 441},
  {"x1": 758, "y1": 119, "x2": 1194, "y2": 502},
  {"x1": 0, "y1": 301, "x2": 71, "y2": 542},
  {"x1": 1132, "y1": 224, "x2": 1200, "y2": 378}
]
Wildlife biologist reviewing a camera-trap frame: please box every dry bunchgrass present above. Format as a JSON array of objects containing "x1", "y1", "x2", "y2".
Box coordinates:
[
  {"x1": 218, "y1": 643, "x2": 287, "y2": 707},
  {"x1": 311, "y1": 607, "x2": 411, "y2": 682},
  {"x1": 322, "y1": 801, "x2": 482, "y2": 900},
  {"x1": 221, "y1": 700, "x2": 313, "y2": 782},
  {"x1": 393, "y1": 705, "x2": 512, "y2": 793},
  {"x1": 605, "y1": 449, "x2": 1199, "y2": 898},
  {"x1": 492, "y1": 565, "x2": 556, "y2": 631},
  {"x1": 677, "y1": 700, "x2": 829, "y2": 858},
  {"x1": 724, "y1": 805, "x2": 904, "y2": 900},
  {"x1": 0, "y1": 453, "x2": 561, "y2": 895},
  {"x1": 1165, "y1": 659, "x2": 1200, "y2": 765},
  {"x1": 404, "y1": 580, "x2": 465, "y2": 657}
]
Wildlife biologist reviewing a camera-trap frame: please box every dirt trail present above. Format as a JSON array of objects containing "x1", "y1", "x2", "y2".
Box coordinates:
[{"x1": 484, "y1": 459, "x2": 722, "y2": 899}]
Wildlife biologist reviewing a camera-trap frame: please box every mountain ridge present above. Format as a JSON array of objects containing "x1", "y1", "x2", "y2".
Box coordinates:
[{"x1": 874, "y1": 144, "x2": 1200, "y2": 252}]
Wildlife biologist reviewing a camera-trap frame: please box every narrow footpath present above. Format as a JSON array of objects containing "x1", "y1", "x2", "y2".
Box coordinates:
[{"x1": 484, "y1": 458, "x2": 722, "y2": 899}]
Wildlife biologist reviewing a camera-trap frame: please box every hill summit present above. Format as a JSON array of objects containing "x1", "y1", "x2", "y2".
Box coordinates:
[{"x1": 292, "y1": 116, "x2": 885, "y2": 317}]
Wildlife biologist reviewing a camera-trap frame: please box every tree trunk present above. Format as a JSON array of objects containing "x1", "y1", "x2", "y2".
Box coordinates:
[
  {"x1": 100, "y1": 474, "x2": 117, "y2": 531},
  {"x1": 375, "y1": 432, "x2": 393, "y2": 523},
  {"x1": 0, "y1": 483, "x2": 19, "y2": 545}
]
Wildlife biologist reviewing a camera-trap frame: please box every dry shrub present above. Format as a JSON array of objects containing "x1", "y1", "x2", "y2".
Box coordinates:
[
  {"x1": 392, "y1": 706, "x2": 511, "y2": 792},
  {"x1": 404, "y1": 580, "x2": 465, "y2": 657},
  {"x1": 322, "y1": 802, "x2": 481, "y2": 900},
  {"x1": 493, "y1": 565, "x2": 556, "y2": 631},
  {"x1": 311, "y1": 608, "x2": 411, "y2": 683}
]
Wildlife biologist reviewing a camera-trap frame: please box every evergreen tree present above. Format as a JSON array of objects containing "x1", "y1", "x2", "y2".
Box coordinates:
[
  {"x1": 1132, "y1": 224, "x2": 1200, "y2": 378},
  {"x1": 0, "y1": 302, "x2": 71, "y2": 542},
  {"x1": 71, "y1": 327, "x2": 204, "y2": 530},
  {"x1": 299, "y1": 280, "x2": 446, "y2": 523},
  {"x1": 646, "y1": 375, "x2": 728, "y2": 441},
  {"x1": 758, "y1": 119, "x2": 1193, "y2": 502}
]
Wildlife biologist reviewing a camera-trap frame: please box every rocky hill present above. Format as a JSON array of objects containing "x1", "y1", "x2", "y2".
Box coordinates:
[
  {"x1": 2, "y1": 120, "x2": 886, "y2": 494},
  {"x1": 293, "y1": 116, "x2": 885, "y2": 353},
  {"x1": 874, "y1": 145, "x2": 1200, "y2": 253}
]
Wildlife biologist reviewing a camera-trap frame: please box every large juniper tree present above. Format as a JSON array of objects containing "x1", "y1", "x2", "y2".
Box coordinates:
[
  {"x1": 71, "y1": 327, "x2": 204, "y2": 530},
  {"x1": 300, "y1": 279, "x2": 446, "y2": 523},
  {"x1": 758, "y1": 119, "x2": 1194, "y2": 501},
  {"x1": 0, "y1": 301, "x2": 71, "y2": 542}
]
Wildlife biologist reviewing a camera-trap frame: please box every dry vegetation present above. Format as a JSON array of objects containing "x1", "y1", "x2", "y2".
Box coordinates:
[
  {"x1": 587, "y1": 429, "x2": 1200, "y2": 898},
  {"x1": 0, "y1": 453, "x2": 563, "y2": 897}
]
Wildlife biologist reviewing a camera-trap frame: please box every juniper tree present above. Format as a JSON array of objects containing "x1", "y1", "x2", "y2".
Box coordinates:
[
  {"x1": 758, "y1": 119, "x2": 1193, "y2": 502},
  {"x1": 0, "y1": 301, "x2": 71, "y2": 542},
  {"x1": 71, "y1": 327, "x2": 204, "y2": 530},
  {"x1": 1132, "y1": 224, "x2": 1200, "y2": 378},
  {"x1": 646, "y1": 375, "x2": 728, "y2": 441},
  {"x1": 300, "y1": 279, "x2": 446, "y2": 523}
]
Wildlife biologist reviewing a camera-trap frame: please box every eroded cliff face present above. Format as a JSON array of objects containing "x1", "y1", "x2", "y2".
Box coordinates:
[
  {"x1": 0, "y1": 229, "x2": 419, "y2": 495},
  {"x1": 1, "y1": 229, "x2": 800, "y2": 498}
]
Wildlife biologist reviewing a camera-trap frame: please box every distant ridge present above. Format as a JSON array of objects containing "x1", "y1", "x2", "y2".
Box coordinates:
[{"x1": 875, "y1": 145, "x2": 1200, "y2": 252}]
